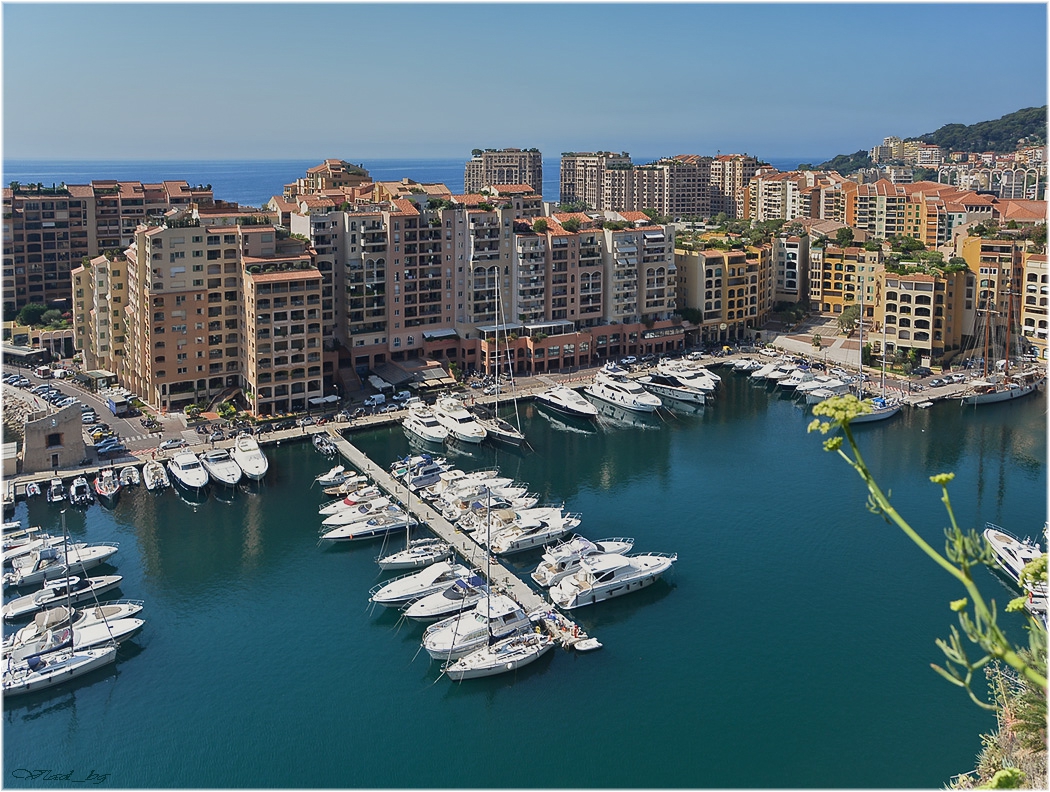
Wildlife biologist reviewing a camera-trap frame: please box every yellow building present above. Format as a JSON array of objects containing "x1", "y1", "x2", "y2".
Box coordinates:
[{"x1": 816, "y1": 245, "x2": 883, "y2": 318}]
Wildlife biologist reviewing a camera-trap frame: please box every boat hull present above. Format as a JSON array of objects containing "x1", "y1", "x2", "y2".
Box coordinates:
[{"x1": 961, "y1": 378, "x2": 1043, "y2": 405}]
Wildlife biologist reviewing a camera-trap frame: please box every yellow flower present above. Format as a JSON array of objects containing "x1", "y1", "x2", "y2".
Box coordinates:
[{"x1": 929, "y1": 473, "x2": 956, "y2": 486}]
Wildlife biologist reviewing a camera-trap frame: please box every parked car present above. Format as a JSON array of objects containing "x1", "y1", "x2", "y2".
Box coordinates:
[
  {"x1": 912, "y1": 366, "x2": 932, "y2": 377},
  {"x1": 929, "y1": 378, "x2": 946, "y2": 387},
  {"x1": 97, "y1": 445, "x2": 128, "y2": 457},
  {"x1": 159, "y1": 438, "x2": 188, "y2": 451},
  {"x1": 82, "y1": 413, "x2": 97, "y2": 424},
  {"x1": 363, "y1": 394, "x2": 386, "y2": 407},
  {"x1": 380, "y1": 403, "x2": 400, "y2": 413},
  {"x1": 393, "y1": 390, "x2": 412, "y2": 403},
  {"x1": 619, "y1": 356, "x2": 637, "y2": 366},
  {"x1": 298, "y1": 416, "x2": 316, "y2": 427}
]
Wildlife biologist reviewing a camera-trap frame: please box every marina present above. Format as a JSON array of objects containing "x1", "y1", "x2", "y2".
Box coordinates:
[{"x1": 2, "y1": 369, "x2": 1043, "y2": 788}]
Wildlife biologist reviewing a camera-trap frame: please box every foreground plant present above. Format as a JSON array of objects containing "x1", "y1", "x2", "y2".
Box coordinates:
[{"x1": 808, "y1": 394, "x2": 1047, "y2": 707}]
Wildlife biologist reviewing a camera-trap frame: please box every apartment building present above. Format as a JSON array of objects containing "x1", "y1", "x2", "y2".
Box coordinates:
[
  {"x1": 463, "y1": 149, "x2": 542, "y2": 194},
  {"x1": 673, "y1": 243, "x2": 774, "y2": 344},
  {"x1": 956, "y1": 235, "x2": 1024, "y2": 328},
  {"x1": 879, "y1": 269, "x2": 968, "y2": 360},
  {"x1": 772, "y1": 235, "x2": 809, "y2": 304},
  {"x1": 1020, "y1": 252, "x2": 1048, "y2": 359},
  {"x1": 2, "y1": 180, "x2": 213, "y2": 315},
  {"x1": 282, "y1": 160, "x2": 371, "y2": 200},
  {"x1": 559, "y1": 152, "x2": 632, "y2": 209},
  {"x1": 842, "y1": 179, "x2": 909, "y2": 240},
  {"x1": 710, "y1": 154, "x2": 759, "y2": 218},
  {"x1": 815, "y1": 245, "x2": 883, "y2": 318},
  {"x1": 70, "y1": 253, "x2": 129, "y2": 373}
]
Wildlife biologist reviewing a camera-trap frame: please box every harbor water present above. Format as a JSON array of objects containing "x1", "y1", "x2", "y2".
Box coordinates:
[{"x1": 3, "y1": 374, "x2": 1046, "y2": 788}]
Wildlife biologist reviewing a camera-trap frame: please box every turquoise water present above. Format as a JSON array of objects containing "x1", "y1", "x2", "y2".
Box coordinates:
[{"x1": 3, "y1": 374, "x2": 1045, "y2": 788}]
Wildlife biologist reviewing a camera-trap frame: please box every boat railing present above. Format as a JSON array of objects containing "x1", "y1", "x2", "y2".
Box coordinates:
[
  {"x1": 627, "y1": 551, "x2": 678, "y2": 562},
  {"x1": 366, "y1": 564, "x2": 459, "y2": 598}
]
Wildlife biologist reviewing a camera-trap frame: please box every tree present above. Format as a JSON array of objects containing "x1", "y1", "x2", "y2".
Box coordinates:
[
  {"x1": 812, "y1": 334, "x2": 823, "y2": 352},
  {"x1": 531, "y1": 218, "x2": 548, "y2": 233},
  {"x1": 835, "y1": 227, "x2": 856, "y2": 248},
  {"x1": 561, "y1": 217, "x2": 581, "y2": 233},
  {"x1": 837, "y1": 304, "x2": 861, "y2": 333},
  {"x1": 16, "y1": 303, "x2": 47, "y2": 326},
  {"x1": 808, "y1": 395, "x2": 1046, "y2": 709},
  {"x1": 40, "y1": 309, "x2": 63, "y2": 327}
]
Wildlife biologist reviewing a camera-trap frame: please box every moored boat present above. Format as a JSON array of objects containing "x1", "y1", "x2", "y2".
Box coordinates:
[
  {"x1": 422, "y1": 593, "x2": 535, "y2": 661},
  {"x1": 5, "y1": 616, "x2": 144, "y2": 663},
  {"x1": 319, "y1": 512, "x2": 418, "y2": 543},
  {"x1": 45, "y1": 478, "x2": 65, "y2": 504},
  {"x1": 200, "y1": 448, "x2": 243, "y2": 487},
  {"x1": 368, "y1": 561, "x2": 472, "y2": 609},
  {"x1": 315, "y1": 465, "x2": 351, "y2": 488},
  {"x1": 403, "y1": 574, "x2": 489, "y2": 622},
  {"x1": 377, "y1": 538, "x2": 453, "y2": 571},
  {"x1": 534, "y1": 385, "x2": 599, "y2": 420},
  {"x1": 142, "y1": 461, "x2": 171, "y2": 491},
  {"x1": 2, "y1": 644, "x2": 118, "y2": 697},
  {"x1": 3, "y1": 575, "x2": 124, "y2": 621},
  {"x1": 93, "y1": 467, "x2": 121, "y2": 508},
  {"x1": 167, "y1": 452, "x2": 209, "y2": 495},
  {"x1": 401, "y1": 405, "x2": 449, "y2": 445},
  {"x1": 531, "y1": 535, "x2": 636, "y2": 587},
  {"x1": 442, "y1": 630, "x2": 554, "y2": 681},
  {"x1": 584, "y1": 367, "x2": 662, "y2": 413},
  {"x1": 549, "y1": 551, "x2": 677, "y2": 609},
  {"x1": 118, "y1": 466, "x2": 141, "y2": 488},
  {"x1": 25, "y1": 482, "x2": 42, "y2": 499},
  {"x1": 231, "y1": 434, "x2": 269, "y2": 480},
  {"x1": 431, "y1": 397, "x2": 487, "y2": 444},
  {"x1": 69, "y1": 477, "x2": 94, "y2": 507},
  {"x1": 4, "y1": 543, "x2": 120, "y2": 589}
]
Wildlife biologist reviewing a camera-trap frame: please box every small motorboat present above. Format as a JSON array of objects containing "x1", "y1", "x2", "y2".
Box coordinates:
[
  {"x1": 313, "y1": 434, "x2": 338, "y2": 458},
  {"x1": 118, "y1": 466, "x2": 141, "y2": 488},
  {"x1": 45, "y1": 478, "x2": 65, "y2": 504},
  {"x1": 24, "y1": 482, "x2": 42, "y2": 499},
  {"x1": 142, "y1": 461, "x2": 171, "y2": 491},
  {"x1": 93, "y1": 467, "x2": 121, "y2": 508},
  {"x1": 315, "y1": 465, "x2": 351, "y2": 488},
  {"x1": 68, "y1": 477, "x2": 94, "y2": 507}
]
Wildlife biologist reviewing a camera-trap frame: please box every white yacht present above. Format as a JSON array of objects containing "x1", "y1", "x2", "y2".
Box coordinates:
[
  {"x1": 167, "y1": 452, "x2": 209, "y2": 495},
  {"x1": 319, "y1": 498, "x2": 396, "y2": 527},
  {"x1": 584, "y1": 368, "x2": 662, "y2": 413},
  {"x1": 485, "y1": 506, "x2": 582, "y2": 556},
  {"x1": 443, "y1": 630, "x2": 554, "y2": 681},
  {"x1": 6, "y1": 616, "x2": 144, "y2": 664},
  {"x1": 636, "y1": 373, "x2": 706, "y2": 405},
  {"x1": 549, "y1": 552, "x2": 677, "y2": 609},
  {"x1": 422, "y1": 594, "x2": 535, "y2": 661},
  {"x1": 3, "y1": 575, "x2": 124, "y2": 621},
  {"x1": 394, "y1": 455, "x2": 450, "y2": 491},
  {"x1": 317, "y1": 488, "x2": 385, "y2": 515},
  {"x1": 318, "y1": 512, "x2": 418, "y2": 543},
  {"x1": 779, "y1": 369, "x2": 817, "y2": 390},
  {"x1": 376, "y1": 539, "x2": 453, "y2": 571},
  {"x1": 764, "y1": 362, "x2": 798, "y2": 383},
  {"x1": 534, "y1": 385, "x2": 599, "y2": 420},
  {"x1": 231, "y1": 434, "x2": 269, "y2": 480},
  {"x1": 431, "y1": 397, "x2": 487, "y2": 444},
  {"x1": 403, "y1": 574, "x2": 489, "y2": 622},
  {"x1": 531, "y1": 536, "x2": 636, "y2": 588},
  {"x1": 6, "y1": 600, "x2": 144, "y2": 652},
  {"x1": 659, "y1": 359, "x2": 721, "y2": 390},
  {"x1": 803, "y1": 380, "x2": 851, "y2": 404},
  {"x1": 983, "y1": 525, "x2": 1045, "y2": 586},
  {"x1": 368, "y1": 561, "x2": 472, "y2": 609},
  {"x1": 401, "y1": 405, "x2": 449, "y2": 445},
  {"x1": 845, "y1": 395, "x2": 902, "y2": 424},
  {"x1": 45, "y1": 478, "x2": 65, "y2": 504},
  {"x1": 3, "y1": 644, "x2": 117, "y2": 697},
  {"x1": 200, "y1": 448, "x2": 243, "y2": 487},
  {"x1": 5, "y1": 543, "x2": 120, "y2": 589},
  {"x1": 315, "y1": 465, "x2": 352, "y2": 488}
]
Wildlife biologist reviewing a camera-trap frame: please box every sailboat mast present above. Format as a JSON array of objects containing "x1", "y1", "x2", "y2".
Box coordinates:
[
  {"x1": 1004, "y1": 292, "x2": 1011, "y2": 378},
  {"x1": 982, "y1": 297, "x2": 992, "y2": 378}
]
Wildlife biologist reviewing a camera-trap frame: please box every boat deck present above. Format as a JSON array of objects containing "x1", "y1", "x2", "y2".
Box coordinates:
[{"x1": 325, "y1": 430, "x2": 595, "y2": 650}]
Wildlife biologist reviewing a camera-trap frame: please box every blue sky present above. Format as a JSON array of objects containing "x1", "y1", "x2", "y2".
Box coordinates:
[{"x1": 3, "y1": 3, "x2": 1047, "y2": 162}]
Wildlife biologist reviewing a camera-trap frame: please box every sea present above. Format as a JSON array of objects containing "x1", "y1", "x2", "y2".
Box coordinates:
[
  {"x1": 2, "y1": 375, "x2": 1046, "y2": 789},
  {"x1": 2, "y1": 157, "x2": 813, "y2": 208}
]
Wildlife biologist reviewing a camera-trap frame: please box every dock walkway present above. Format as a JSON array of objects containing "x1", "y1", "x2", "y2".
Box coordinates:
[{"x1": 325, "y1": 430, "x2": 593, "y2": 649}]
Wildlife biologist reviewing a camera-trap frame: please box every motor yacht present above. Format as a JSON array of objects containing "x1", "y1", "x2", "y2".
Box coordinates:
[
  {"x1": 319, "y1": 498, "x2": 396, "y2": 527},
  {"x1": 637, "y1": 373, "x2": 706, "y2": 405},
  {"x1": 200, "y1": 449, "x2": 243, "y2": 487},
  {"x1": 584, "y1": 369, "x2": 662, "y2": 413},
  {"x1": 231, "y1": 434, "x2": 269, "y2": 480},
  {"x1": 485, "y1": 506, "x2": 582, "y2": 555},
  {"x1": 6, "y1": 616, "x2": 144, "y2": 664},
  {"x1": 422, "y1": 594, "x2": 536, "y2": 661},
  {"x1": 6, "y1": 600, "x2": 144, "y2": 651},
  {"x1": 368, "y1": 561, "x2": 472, "y2": 609},
  {"x1": 377, "y1": 538, "x2": 453, "y2": 571},
  {"x1": 401, "y1": 405, "x2": 450, "y2": 445},
  {"x1": 843, "y1": 395, "x2": 901, "y2": 423},
  {"x1": 167, "y1": 452, "x2": 209, "y2": 495},
  {"x1": 392, "y1": 454, "x2": 450, "y2": 491},
  {"x1": 315, "y1": 465, "x2": 352, "y2": 488},
  {"x1": 531, "y1": 536, "x2": 635, "y2": 587},
  {"x1": 318, "y1": 512, "x2": 418, "y2": 543},
  {"x1": 317, "y1": 488, "x2": 386, "y2": 515},
  {"x1": 403, "y1": 575, "x2": 489, "y2": 622},
  {"x1": 4, "y1": 543, "x2": 119, "y2": 589},
  {"x1": 431, "y1": 397, "x2": 487, "y2": 444},
  {"x1": 779, "y1": 369, "x2": 817, "y2": 390},
  {"x1": 2, "y1": 644, "x2": 117, "y2": 697},
  {"x1": 3, "y1": 575, "x2": 123, "y2": 621},
  {"x1": 534, "y1": 385, "x2": 599, "y2": 420},
  {"x1": 983, "y1": 525, "x2": 1045, "y2": 586},
  {"x1": 549, "y1": 551, "x2": 677, "y2": 609}
]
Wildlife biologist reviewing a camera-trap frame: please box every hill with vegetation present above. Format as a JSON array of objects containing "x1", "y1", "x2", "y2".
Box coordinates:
[{"x1": 808, "y1": 107, "x2": 1047, "y2": 175}]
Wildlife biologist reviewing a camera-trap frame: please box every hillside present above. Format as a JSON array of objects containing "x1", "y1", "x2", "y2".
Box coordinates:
[{"x1": 813, "y1": 106, "x2": 1046, "y2": 174}]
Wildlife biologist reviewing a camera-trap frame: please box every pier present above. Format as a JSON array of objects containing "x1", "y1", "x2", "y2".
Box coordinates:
[{"x1": 324, "y1": 429, "x2": 594, "y2": 649}]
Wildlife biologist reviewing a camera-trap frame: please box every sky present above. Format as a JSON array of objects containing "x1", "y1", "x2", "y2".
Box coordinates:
[{"x1": 2, "y1": 2, "x2": 1047, "y2": 163}]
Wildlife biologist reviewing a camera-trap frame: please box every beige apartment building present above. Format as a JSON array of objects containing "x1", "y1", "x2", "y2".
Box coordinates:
[
  {"x1": 282, "y1": 160, "x2": 371, "y2": 201},
  {"x1": 710, "y1": 155, "x2": 760, "y2": 219},
  {"x1": 559, "y1": 152, "x2": 632, "y2": 210},
  {"x1": 2, "y1": 180, "x2": 213, "y2": 316},
  {"x1": 879, "y1": 269, "x2": 968, "y2": 360},
  {"x1": 1020, "y1": 252, "x2": 1048, "y2": 359},
  {"x1": 463, "y1": 149, "x2": 543, "y2": 194},
  {"x1": 70, "y1": 253, "x2": 129, "y2": 373}
]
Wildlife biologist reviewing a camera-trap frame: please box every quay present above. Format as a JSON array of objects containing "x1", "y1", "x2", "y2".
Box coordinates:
[{"x1": 324, "y1": 429, "x2": 594, "y2": 650}]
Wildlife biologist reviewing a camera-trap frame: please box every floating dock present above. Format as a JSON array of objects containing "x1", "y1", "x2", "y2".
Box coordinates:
[{"x1": 324, "y1": 429, "x2": 595, "y2": 650}]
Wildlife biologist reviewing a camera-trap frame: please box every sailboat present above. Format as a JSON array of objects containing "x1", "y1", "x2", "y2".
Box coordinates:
[
  {"x1": 2, "y1": 510, "x2": 118, "y2": 696},
  {"x1": 958, "y1": 294, "x2": 1045, "y2": 406},
  {"x1": 442, "y1": 491, "x2": 554, "y2": 681},
  {"x1": 473, "y1": 283, "x2": 525, "y2": 448},
  {"x1": 375, "y1": 480, "x2": 452, "y2": 571}
]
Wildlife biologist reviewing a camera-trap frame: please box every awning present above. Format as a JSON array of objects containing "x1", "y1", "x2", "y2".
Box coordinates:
[
  {"x1": 422, "y1": 328, "x2": 459, "y2": 341},
  {"x1": 368, "y1": 375, "x2": 394, "y2": 392},
  {"x1": 308, "y1": 395, "x2": 340, "y2": 406}
]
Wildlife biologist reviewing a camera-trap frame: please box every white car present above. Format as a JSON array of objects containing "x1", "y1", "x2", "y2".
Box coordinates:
[
  {"x1": 159, "y1": 438, "x2": 188, "y2": 451},
  {"x1": 620, "y1": 356, "x2": 637, "y2": 366}
]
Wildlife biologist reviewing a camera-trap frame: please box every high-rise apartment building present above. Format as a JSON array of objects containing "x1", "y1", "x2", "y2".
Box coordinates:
[
  {"x1": 559, "y1": 152, "x2": 632, "y2": 209},
  {"x1": 463, "y1": 149, "x2": 542, "y2": 193},
  {"x1": 710, "y1": 154, "x2": 760, "y2": 218},
  {"x1": 1020, "y1": 252, "x2": 1047, "y2": 359},
  {"x1": 3, "y1": 180, "x2": 213, "y2": 315},
  {"x1": 70, "y1": 253, "x2": 129, "y2": 373}
]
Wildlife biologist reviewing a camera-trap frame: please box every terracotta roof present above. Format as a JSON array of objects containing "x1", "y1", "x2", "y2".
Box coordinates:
[
  {"x1": 490, "y1": 184, "x2": 536, "y2": 194},
  {"x1": 246, "y1": 269, "x2": 322, "y2": 284},
  {"x1": 391, "y1": 199, "x2": 420, "y2": 216},
  {"x1": 454, "y1": 194, "x2": 491, "y2": 207},
  {"x1": 997, "y1": 200, "x2": 1047, "y2": 223}
]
